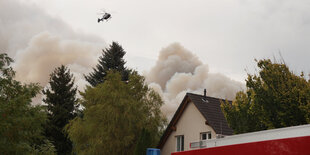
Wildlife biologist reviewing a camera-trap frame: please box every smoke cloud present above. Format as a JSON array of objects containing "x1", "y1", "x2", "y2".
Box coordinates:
[
  {"x1": 14, "y1": 32, "x2": 102, "y2": 88},
  {"x1": 0, "y1": 0, "x2": 106, "y2": 105},
  {"x1": 0, "y1": 0, "x2": 105, "y2": 103},
  {"x1": 1, "y1": 0, "x2": 244, "y2": 117},
  {"x1": 146, "y1": 43, "x2": 202, "y2": 89},
  {"x1": 145, "y1": 43, "x2": 245, "y2": 119}
]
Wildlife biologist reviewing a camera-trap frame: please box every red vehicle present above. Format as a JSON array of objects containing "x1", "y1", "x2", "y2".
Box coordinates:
[{"x1": 172, "y1": 124, "x2": 310, "y2": 155}]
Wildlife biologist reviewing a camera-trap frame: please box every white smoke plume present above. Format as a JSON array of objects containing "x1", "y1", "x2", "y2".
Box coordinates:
[
  {"x1": 145, "y1": 43, "x2": 245, "y2": 119},
  {"x1": 0, "y1": 0, "x2": 105, "y2": 104},
  {"x1": 1, "y1": 1, "x2": 244, "y2": 117},
  {"x1": 146, "y1": 43, "x2": 202, "y2": 89},
  {"x1": 14, "y1": 32, "x2": 102, "y2": 89},
  {"x1": 0, "y1": 0, "x2": 105, "y2": 102}
]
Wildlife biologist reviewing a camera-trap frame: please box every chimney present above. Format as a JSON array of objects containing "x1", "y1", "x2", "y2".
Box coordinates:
[
  {"x1": 202, "y1": 89, "x2": 208, "y2": 103},
  {"x1": 204, "y1": 89, "x2": 206, "y2": 97}
]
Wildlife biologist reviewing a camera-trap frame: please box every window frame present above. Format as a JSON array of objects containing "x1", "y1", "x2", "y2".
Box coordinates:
[
  {"x1": 200, "y1": 132, "x2": 212, "y2": 141},
  {"x1": 176, "y1": 135, "x2": 184, "y2": 152}
]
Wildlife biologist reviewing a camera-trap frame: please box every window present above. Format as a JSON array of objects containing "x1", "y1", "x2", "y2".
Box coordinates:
[
  {"x1": 176, "y1": 135, "x2": 184, "y2": 152},
  {"x1": 200, "y1": 132, "x2": 211, "y2": 140}
]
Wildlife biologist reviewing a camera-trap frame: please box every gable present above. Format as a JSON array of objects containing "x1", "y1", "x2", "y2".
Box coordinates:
[
  {"x1": 158, "y1": 94, "x2": 191, "y2": 149},
  {"x1": 158, "y1": 93, "x2": 233, "y2": 149},
  {"x1": 161, "y1": 101, "x2": 216, "y2": 154},
  {"x1": 187, "y1": 93, "x2": 234, "y2": 135}
]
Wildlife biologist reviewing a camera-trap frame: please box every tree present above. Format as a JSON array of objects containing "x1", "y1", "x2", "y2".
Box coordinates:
[
  {"x1": 0, "y1": 53, "x2": 55, "y2": 154},
  {"x1": 221, "y1": 92, "x2": 265, "y2": 134},
  {"x1": 43, "y1": 65, "x2": 77, "y2": 154},
  {"x1": 222, "y1": 59, "x2": 310, "y2": 134},
  {"x1": 134, "y1": 128, "x2": 152, "y2": 155},
  {"x1": 85, "y1": 42, "x2": 130, "y2": 87},
  {"x1": 66, "y1": 71, "x2": 166, "y2": 154}
]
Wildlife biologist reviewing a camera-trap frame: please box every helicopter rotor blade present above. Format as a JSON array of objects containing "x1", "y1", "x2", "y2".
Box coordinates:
[
  {"x1": 97, "y1": 9, "x2": 116, "y2": 15},
  {"x1": 99, "y1": 8, "x2": 117, "y2": 14},
  {"x1": 109, "y1": 11, "x2": 117, "y2": 14},
  {"x1": 100, "y1": 8, "x2": 106, "y2": 13}
]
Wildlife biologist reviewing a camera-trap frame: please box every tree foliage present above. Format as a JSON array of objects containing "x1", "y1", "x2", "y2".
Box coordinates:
[
  {"x1": 43, "y1": 65, "x2": 77, "y2": 154},
  {"x1": 221, "y1": 92, "x2": 265, "y2": 134},
  {"x1": 66, "y1": 71, "x2": 166, "y2": 155},
  {"x1": 222, "y1": 59, "x2": 310, "y2": 134},
  {"x1": 134, "y1": 128, "x2": 152, "y2": 155},
  {"x1": 0, "y1": 53, "x2": 55, "y2": 154},
  {"x1": 85, "y1": 42, "x2": 130, "y2": 87}
]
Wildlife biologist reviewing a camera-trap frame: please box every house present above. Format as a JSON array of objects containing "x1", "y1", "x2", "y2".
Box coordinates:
[{"x1": 157, "y1": 90, "x2": 233, "y2": 155}]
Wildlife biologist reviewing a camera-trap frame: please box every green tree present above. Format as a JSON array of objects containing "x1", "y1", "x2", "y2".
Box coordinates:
[
  {"x1": 222, "y1": 59, "x2": 310, "y2": 134},
  {"x1": 134, "y1": 128, "x2": 152, "y2": 155},
  {"x1": 0, "y1": 53, "x2": 55, "y2": 154},
  {"x1": 43, "y1": 65, "x2": 77, "y2": 154},
  {"x1": 85, "y1": 42, "x2": 130, "y2": 87},
  {"x1": 66, "y1": 71, "x2": 166, "y2": 155},
  {"x1": 221, "y1": 92, "x2": 265, "y2": 134}
]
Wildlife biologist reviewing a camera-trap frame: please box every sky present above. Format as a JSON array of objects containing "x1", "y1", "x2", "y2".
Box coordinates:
[
  {"x1": 18, "y1": 0, "x2": 310, "y2": 79},
  {"x1": 1, "y1": 0, "x2": 310, "y2": 117}
]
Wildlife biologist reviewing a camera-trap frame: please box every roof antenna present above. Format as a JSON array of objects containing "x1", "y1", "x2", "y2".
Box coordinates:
[{"x1": 202, "y1": 89, "x2": 208, "y2": 103}]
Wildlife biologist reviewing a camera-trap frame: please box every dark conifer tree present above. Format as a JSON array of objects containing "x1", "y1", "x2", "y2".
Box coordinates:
[
  {"x1": 85, "y1": 41, "x2": 130, "y2": 86},
  {"x1": 43, "y1": 65, "x2": 77, "y2": 154}
]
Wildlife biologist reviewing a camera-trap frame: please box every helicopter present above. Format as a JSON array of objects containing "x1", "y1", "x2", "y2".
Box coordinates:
[{"x1": 97, "y1": 11, "x2": 112, "y2": 23}]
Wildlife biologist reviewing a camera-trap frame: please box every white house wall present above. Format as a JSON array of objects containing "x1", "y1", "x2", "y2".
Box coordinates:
[{"x1": 161, "y1": 102, "x2": 216, "y2": 155}]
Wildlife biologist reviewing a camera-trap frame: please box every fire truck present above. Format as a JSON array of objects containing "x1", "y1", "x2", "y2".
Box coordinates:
[{"x1": 172, "y1": 124, "x2": 310, "y2": 155}]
